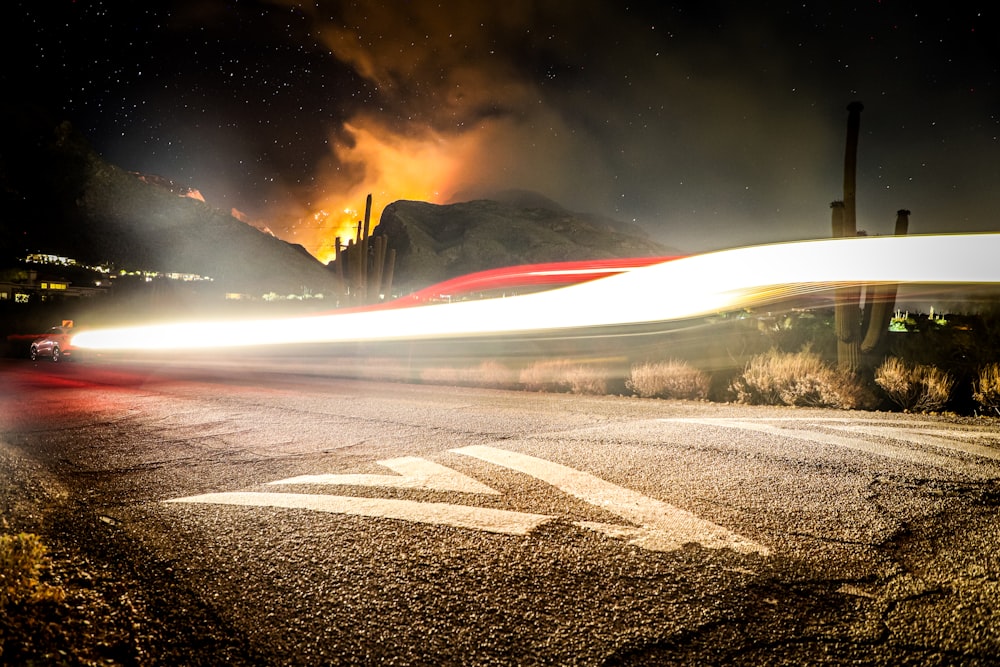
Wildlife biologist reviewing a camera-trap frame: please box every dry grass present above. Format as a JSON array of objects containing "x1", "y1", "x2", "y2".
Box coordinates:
[
  {"x1": 972, "y1": 363, "x2": 1000, "y2": 415},
  {"x1": 518, "y1": 359, "x2": 573, "y2": 392},
  {"x1": 562, "y1": 364, "x2": 609, "y2": 395},
  {"x1": 1, "y1": 532, "x2": 69, "y2": 662},
  {"x1": 874, "y1": 357, "x2": 954, "y2": 412},
  {"x1": 626, "y1": 360, "x2": 711, "y2": 400},
  {"x1": 731, "y1": 348, "x2": 876, "y2": 409},
  {"x1": 466, "y1": 360, "x2": 519, "y2": 389},
  {"x1": 518, "y1": 359, "x2": 609, "y2": 395},
  {"x1": 420, "y1": 361, "x2": 519, "y2": 389},
  {"x1": 0, "y1": 532, "x2": 64, "y2": 609},
  {"x1": 421, "y1": 359, "x2": 610, "y2": 394}
]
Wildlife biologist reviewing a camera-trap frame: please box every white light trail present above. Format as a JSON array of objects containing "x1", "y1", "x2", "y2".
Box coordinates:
[{"x1": 71, "y1": 233, "x2": 1000, "y2": 352}]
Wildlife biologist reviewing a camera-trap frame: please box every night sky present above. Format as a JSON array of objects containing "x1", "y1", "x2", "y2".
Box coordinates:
[{"x1": 7, "y1": 1, "x2": 999, "y2": 261}]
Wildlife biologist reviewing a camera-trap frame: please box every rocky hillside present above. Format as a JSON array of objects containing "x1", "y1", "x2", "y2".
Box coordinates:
[
  {"x1": 1, "y1": 105, "x2": 680, "y2": 300},
  {"x1": 0, "y1": 106, "x2": 340, "y2": 296},
  {"x1": 374, "y1": 194, "x2": 680, "y2": 290}
]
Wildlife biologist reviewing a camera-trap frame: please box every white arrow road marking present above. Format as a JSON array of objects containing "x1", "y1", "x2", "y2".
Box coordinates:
[
  {"x1": 165, "y1": 492, "x2": 551, "y2": 535},
  {"x1": 665, "y1": 418, "x2": 995, "y2": 479},
  {"x1": 451, "y1": 445, "x2": 769, "y2": 556},
  {"x1": 166, "y1": 448, "x2": 769, "y2": 555},
  {"x1": 267, "y1": 456, "x2": 500, "y2": 495}
]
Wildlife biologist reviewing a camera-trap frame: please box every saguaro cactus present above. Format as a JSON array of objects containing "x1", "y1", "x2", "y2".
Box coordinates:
[
  {"x1": 842, "y1": 101, "x2": 864, "y2": 238},
  {"x1": 832, "y1": 102, "x2": 908, "y2": 371},
  {"x1": 833, "y1": 102, "x2": 865, "y2": 372},
  {"x1": 861, "y1": 209, "x2": 910, "y2": 355},
  {"x1": 330, "y1": 194, "x2": 396, "y2": 305},
  {"x1": 831, "y1": 200, "x2": 862, "y2": 371}
]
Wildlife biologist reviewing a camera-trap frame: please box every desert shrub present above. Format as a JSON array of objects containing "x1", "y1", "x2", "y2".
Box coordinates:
[
  {"x1": 626, "y1": 360, "x2": 711, "y2": 400},
  {"x1": 421, "y1": 361, "x2": 519, "y2": 389},
  {"x1": 0, "y1": 532, "x2": 65, "y2": 611},
  {"x1": 562, "y1": 364, "x2": 609, "y2": 395},
  {"x1": 972, "y1": 363, "x2": 1000, "y2": 416},
  {"x1": 874, "y1": 357, "x2": 954, "y2": 412},
  {"x1": 518, "y1": 359, "x2": 609, "y2": 394},
  {"x1": 465, "y1": 361, "x2": 518, "y2": 389},
  {"x1": 731, "y1": 347, "x2": 875, "y2": 409},
  {"x1": 519, "y1": 359, "x2": 575, "y2": 392},
  {"x1": 1, "y1": 532, "x2": 70, "y2": 666}
]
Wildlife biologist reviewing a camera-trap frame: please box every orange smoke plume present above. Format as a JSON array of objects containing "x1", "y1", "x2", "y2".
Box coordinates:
[
  {"x1": 301, "y1": 105, "x2": 596, "y2": 265},
  {"x1": 301, "y1": 116, "x2": 488, "y2": 264}
]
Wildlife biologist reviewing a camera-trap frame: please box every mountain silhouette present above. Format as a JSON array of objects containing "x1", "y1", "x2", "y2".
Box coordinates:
[{"x1": 0, "y1": 105, "x2": 340, "y2": 296}]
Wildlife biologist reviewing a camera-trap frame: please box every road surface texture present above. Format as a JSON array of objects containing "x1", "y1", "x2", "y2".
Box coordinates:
[{"x1": 2, "y1": 358, "x2": 999, "y2": 665}]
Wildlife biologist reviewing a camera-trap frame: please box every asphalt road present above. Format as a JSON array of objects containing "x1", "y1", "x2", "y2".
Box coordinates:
[{"x1": 2, "y1": 357, "x2": 999, "y2": 665}]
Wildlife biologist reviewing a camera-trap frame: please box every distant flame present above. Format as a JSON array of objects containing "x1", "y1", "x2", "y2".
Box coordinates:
[
  {"x1": 303, "y1": 117, "x2": 485, "y2": 263},
  {"x1": 292, "y1": 104, "x2": 589, "y2": 264}
]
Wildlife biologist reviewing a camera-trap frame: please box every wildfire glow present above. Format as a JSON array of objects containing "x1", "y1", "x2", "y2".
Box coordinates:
[
  {"x1": 305, "y1": 117, "x2": 488, "y2": 263},
  {"x1": 71, "y1": 234, "x2": 1000, "y2": 353}
]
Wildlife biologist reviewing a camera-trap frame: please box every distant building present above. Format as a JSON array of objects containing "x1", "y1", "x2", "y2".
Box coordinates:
[{"x1": 0, "y1": 269, "x2": 106, "y2": 304}]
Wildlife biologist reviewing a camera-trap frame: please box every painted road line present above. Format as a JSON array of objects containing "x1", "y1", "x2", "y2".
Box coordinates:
[
  {"x1": 267, "y1": 456, "x2": 500, "y2": 495},
  {"x1": 165, "y1": 492, "x2": 551, "y2": 535},
  {"x1": 451, "y1": 445, "x2": 769, "y2": 556},
  {"x1": 664, "y1": 418, "x2": 992, "y2": 478}
]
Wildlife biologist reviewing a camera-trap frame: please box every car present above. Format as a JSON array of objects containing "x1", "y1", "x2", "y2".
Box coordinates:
[{"x1": 30, "y1": 326, "x2": 75, "y2": 362}]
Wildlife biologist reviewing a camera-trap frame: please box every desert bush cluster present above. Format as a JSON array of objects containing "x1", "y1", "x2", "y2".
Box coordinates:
[
  {"x1": 874, "y1": 357, "x2": 955, "y2": 412},
  {"x1": 626, "y1": 360, "x2": 711, "y2": 400},
  {"x1": 729, "y1": 348, "x2": 876, "y2": 409},
  {"x1": 420, "y1": 360, "x2": 518, "y2": 389},
  {"x1": 419, "y1": 358, "x2": 614, "y2": 395},
  {"x1": 519, "y1": 359, "x2": 609, "y2": 395},
  {"x1": 972, "y1": 363, "x2": 1000, "y2": 416},
  {"x1": 413, "y1": 349, "x2": 1000, "y2": 415},
  {"x1": 400, "y1": 308, "x2": 1000, "y2": 416}
]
